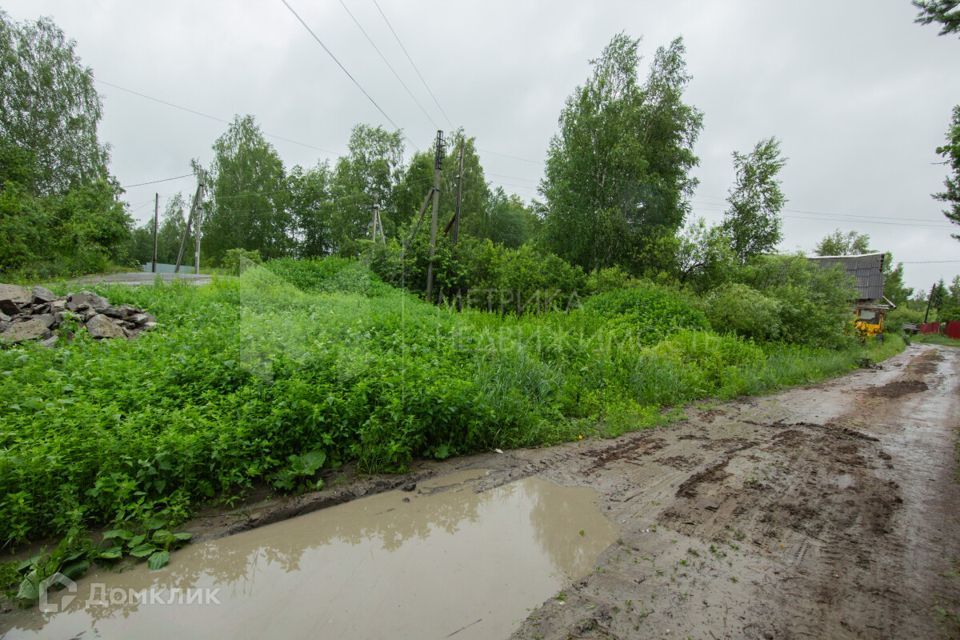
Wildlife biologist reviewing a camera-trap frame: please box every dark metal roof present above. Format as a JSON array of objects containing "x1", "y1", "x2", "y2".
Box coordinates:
[{"x1": 808, "y1": 253, "x2": 885, "y2": 301}]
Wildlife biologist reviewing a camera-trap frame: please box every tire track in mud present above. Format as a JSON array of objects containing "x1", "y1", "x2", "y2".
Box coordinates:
[{"x1": 511, "y1": 345, "x2": 960, "y2": 640}]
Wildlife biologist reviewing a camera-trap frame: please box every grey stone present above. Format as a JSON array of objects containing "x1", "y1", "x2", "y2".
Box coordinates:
[
  {"x1": 85, "y1": 314, "x2": 125, "y2": 339},
  {"x1": 129, "y1": 312, "x2": 156, "y2": 326},
  {"x1": 142, "y1": 321, "x2": 158, "y2": 331},
  {"x1": 50, "y1": 299, "x2": 66, "y2": 312},
  {"x1": 104, "y1": 304, "x2": 137, "y2": 319},
  {"x1": 31, "y1": 286, "x2": 57, "y2": 304},
  {"x1": 67, "y1": 291, "x2": 109, "y2": 312},
  {"x1": 0, "y1": 311, "x2": 9, "y2": 323},
  {"x1": 0, "y1": 317, "x2": 52, "y2": 343},
  {"x1": 0, "y1": 284, "x2": 31, "y2": 305},
  {"x1": 39, "y1": 335, "x2": 58, "y2": 348},
  {"x1": 32, "y1": 303, "x2": 51, "y2": 314},
  {"x1": 32, "y1": 314, "x2": 56, "y2": 329}
]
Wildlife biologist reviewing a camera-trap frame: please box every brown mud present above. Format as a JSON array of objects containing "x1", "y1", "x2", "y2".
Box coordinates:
[{"x1": 2, "y1": 344, "x2": 959, "y2": 639}]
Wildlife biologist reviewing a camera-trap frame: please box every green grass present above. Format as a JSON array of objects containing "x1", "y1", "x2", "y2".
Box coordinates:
[
  {"x1": 914, "y1": 333, "x2": 960, "y2": 348},
  {"x1": 0, "y1": 264, "x2": 904, "y2": 551}
]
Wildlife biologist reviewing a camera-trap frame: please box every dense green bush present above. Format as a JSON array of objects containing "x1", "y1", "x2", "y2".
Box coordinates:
[
  {"x1": 734, "y1": 254, "x2": 857, "y2": 348},
  {"x1": 580, "y1": 282, "x2": 710, "y2": 344},
  {"x1": 704, "y1": 283, "x2": 782, "y2": 341},
  {"x1": 0, "y1": 260, "x2": 901, "y2": 548},
  {"x1": 369, "y1": 236, "x2": 586, "y2": 313},
  {"x1": 886, "y1": 306, "x2": 924, "y2": 333},
  {"x1": 221, "y1": 248, "x2": 262, "y2": 275}
]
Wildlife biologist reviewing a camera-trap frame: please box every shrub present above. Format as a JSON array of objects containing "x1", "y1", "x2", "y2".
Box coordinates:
[
  {"x1": 221, "y1": 248, "x2": 262, "y2": 275},
  {"x1": 581, "y1": 282, "x2": 710, "y2": 345},
  {"x1": 736, "y1": 254, "x2": 856, "y2": 349},
  {"x1": 704, "y1": 283, "x2": 782, "y2": 341}
]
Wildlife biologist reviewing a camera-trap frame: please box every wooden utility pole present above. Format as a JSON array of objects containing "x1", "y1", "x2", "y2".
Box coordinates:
[
  {"x1": 371, "y1": 205, "x2": 385, "y2": 244},
  {"x1": 452, "y1": 143, "x2": 464, "y2": 245},
  {"x1": 151, "y1": 193, "x2": 159, "y2": 273},
  {"x1": 425, "y1": 130, "x2": 444, "y2": 301},
  {"x1": 174, "y1": 172, "x2": 205, "y2": 274}
]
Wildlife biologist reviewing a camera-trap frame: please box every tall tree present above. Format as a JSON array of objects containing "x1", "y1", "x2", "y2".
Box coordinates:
[
  {"x1": 934, "y1": 106, "x2": 960, "y2": 238},
  {"x1": 913, "y1": 0, "x2": 960, "y2": 36},
  {"x1": 541, "y1": 34, "x2": 703, "y2": 274},
  {"x1": 722, "y1": 137, "x2": 787, "y2": 263},
  {"x1": 0, "y1": 12, "x2": 109, "y2": 195},
  {"x1": 0, "y1": 12, "x2": 129, "y2": 277},
  {"x1": 204, "y1": 115, "x2": 290, "y2": 261},
  {"x1": 330, "y1": 124, "x2": 404, "y2": 253},
  {"x1": 814, "y1": 229, "x2": 871, "y2": 256},
  {"x1": 474, "y1": 188, "x2": 540, "y2": 248},
  {"x1": 287, "y1": 162, "x2": 333, "y2": 257}
]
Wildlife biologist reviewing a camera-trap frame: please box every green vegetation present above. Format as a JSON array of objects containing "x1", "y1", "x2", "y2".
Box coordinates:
[
  {"x1": 0, "y1": 260, "x2": 901, "y2": 557},
  {"x1": 0, "y1": 12, "x2": 131, "y2": 280},
  {"x1": 914, "y1": 333, "x2": 960, "y2": 347}
]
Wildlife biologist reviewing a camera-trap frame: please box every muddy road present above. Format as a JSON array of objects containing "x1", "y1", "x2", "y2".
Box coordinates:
[
  {"x1": 501, "y1": 343, "x2": 960, "y2": 639},
  {"x1": 3, "y1": 344, "x2": 958, "y2": 639}
]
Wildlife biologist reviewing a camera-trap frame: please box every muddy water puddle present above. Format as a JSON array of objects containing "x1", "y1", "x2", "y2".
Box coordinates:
[{"x1": 2, "y1": 473, "x2": 616, "y2": 640}]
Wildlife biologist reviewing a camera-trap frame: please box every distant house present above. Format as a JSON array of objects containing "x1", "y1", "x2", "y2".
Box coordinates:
[{"x1": 807, "y1": 252, "x2": 892, "y2": 336}]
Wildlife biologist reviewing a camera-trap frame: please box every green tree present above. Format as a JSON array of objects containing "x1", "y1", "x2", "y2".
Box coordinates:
[
  {"x1": 476, "y1": 188, "x2": 540, "y2": 248},
  {"x1": 204, "y1": 115, "x2": 290, "y2": 261},
  {"x1": 541, "y1": 33, "x2": 703, "y2": 274},
  {"x1": 676, "y1": 218, "x2": 735, "y2": 290},
  {"x1": 882, "y1": 258, "x2": 913, "y2": 306},
  {"x1": 330, "y1": 124, "x2": 405, "y2": 253},
  {"x1": 722, "y1": 137, "x2": 787, "y2": 263},
  {"x1": 393, "y1": 151, "x2": 434, "y2": 233},
  {"x1": 814, "y1": 229, "x2": 871, "y2": 256},
  {"x1": 933, "y1": 105, "x2": 960, "y2": 238},
  {"x1": 913, "y1": 0, "x2": 960, "y2": 36},
  {"x1": 0, "y1": 12, "x2": 129, "y2": 277},
  {"x1": 0, "y1": 12, "x2": 109, "y2": 194},
  {"x1": 287, "y1": 162, "x2": 333, "y2": 257}
]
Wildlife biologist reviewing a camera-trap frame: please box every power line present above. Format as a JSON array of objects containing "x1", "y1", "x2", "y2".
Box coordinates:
[
  {"x1": 122, "y1": 173, "x2": 195, "y2": 188},
  {"x1": 97, "y1": 80, "x2": 340, "y2": 156},
  {"x1": 338, "y1": 0, "x2": 439, "y2": 131},
  {"x1": 691, "y1": 198, "x2": 952, "y2": 226},
  {"x1": 691, "y1": 203, "x2": 952, "y2": 229},
  {"x1": 371, "y1": 0, "x2": 453, "y2": 128},
  {"x1": 280, "y1": 0, "x2": 406, "y2": 136}
]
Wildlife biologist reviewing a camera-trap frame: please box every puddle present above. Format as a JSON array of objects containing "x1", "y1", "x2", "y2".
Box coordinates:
[{"x1": 1, "y1": 474, "x2": 617, "y2": 640}]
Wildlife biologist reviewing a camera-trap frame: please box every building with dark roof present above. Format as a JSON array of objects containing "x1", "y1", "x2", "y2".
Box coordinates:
[
  {"x1": 807, "y1": 252, "x2": 886, "y2": 303},
  {"x1": 808, "y1": 252, "x2": 892, "y2": 336}
]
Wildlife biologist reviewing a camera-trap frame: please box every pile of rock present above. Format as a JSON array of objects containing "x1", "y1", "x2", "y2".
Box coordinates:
[{"x1": 0, "y1": 283, "x2": 156, "y2": 346}]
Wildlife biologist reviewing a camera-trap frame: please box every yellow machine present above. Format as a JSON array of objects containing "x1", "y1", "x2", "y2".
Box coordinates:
[{"x1": 854, "y1": 306, "x2": 885, "y2": 338}]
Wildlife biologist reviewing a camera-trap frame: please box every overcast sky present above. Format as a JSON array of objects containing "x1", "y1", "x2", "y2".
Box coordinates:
[{"x1": 5, "y1": 0, "x2": 959, "y2": 291}]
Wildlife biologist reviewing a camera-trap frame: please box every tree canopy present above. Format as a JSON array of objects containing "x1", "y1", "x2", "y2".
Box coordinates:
[
  {"x1": 541, "y1": 33, "x2": 702, "y2": 274},
  {"x1": 204, "y1": 115, "x2": 290, "y2": 261},
  {"x1": 722, "y1": 137, "x2": 787, "y2": 264},
  {"x1": 815, "y1": 229, "x2": 871, "y2": 256},
  {"x1": 934, "y1": 105, "x2": 960, "y2": 239},
  {"x1": 0, "y1": 12, "x2": 109, "y2": 195},
  {"x1": 913, "y1": 0, "x2": 960, "y2": 36}
]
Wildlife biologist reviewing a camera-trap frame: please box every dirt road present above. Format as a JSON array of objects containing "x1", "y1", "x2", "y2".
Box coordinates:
[
  {"x1": 493, "y1": 343, "x2": 960, "y2": 639},
  {"x1": 163, "y1": 343, "x2": 960, "y2": 638}
]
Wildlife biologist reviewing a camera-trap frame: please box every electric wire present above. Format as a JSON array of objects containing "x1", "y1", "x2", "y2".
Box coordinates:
[
  {"x1": 280, "y1": 0, "x2": 406, "y2": 136},
  {"x1": 97, "y1": 80, "x2": 340, "y2": 156},
  {"x1": 371, "y1": 0, "x2": 453, "y2": 128},
  {"x1": 338, "y1": 0, "x2": 439, "y2": 131}
]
